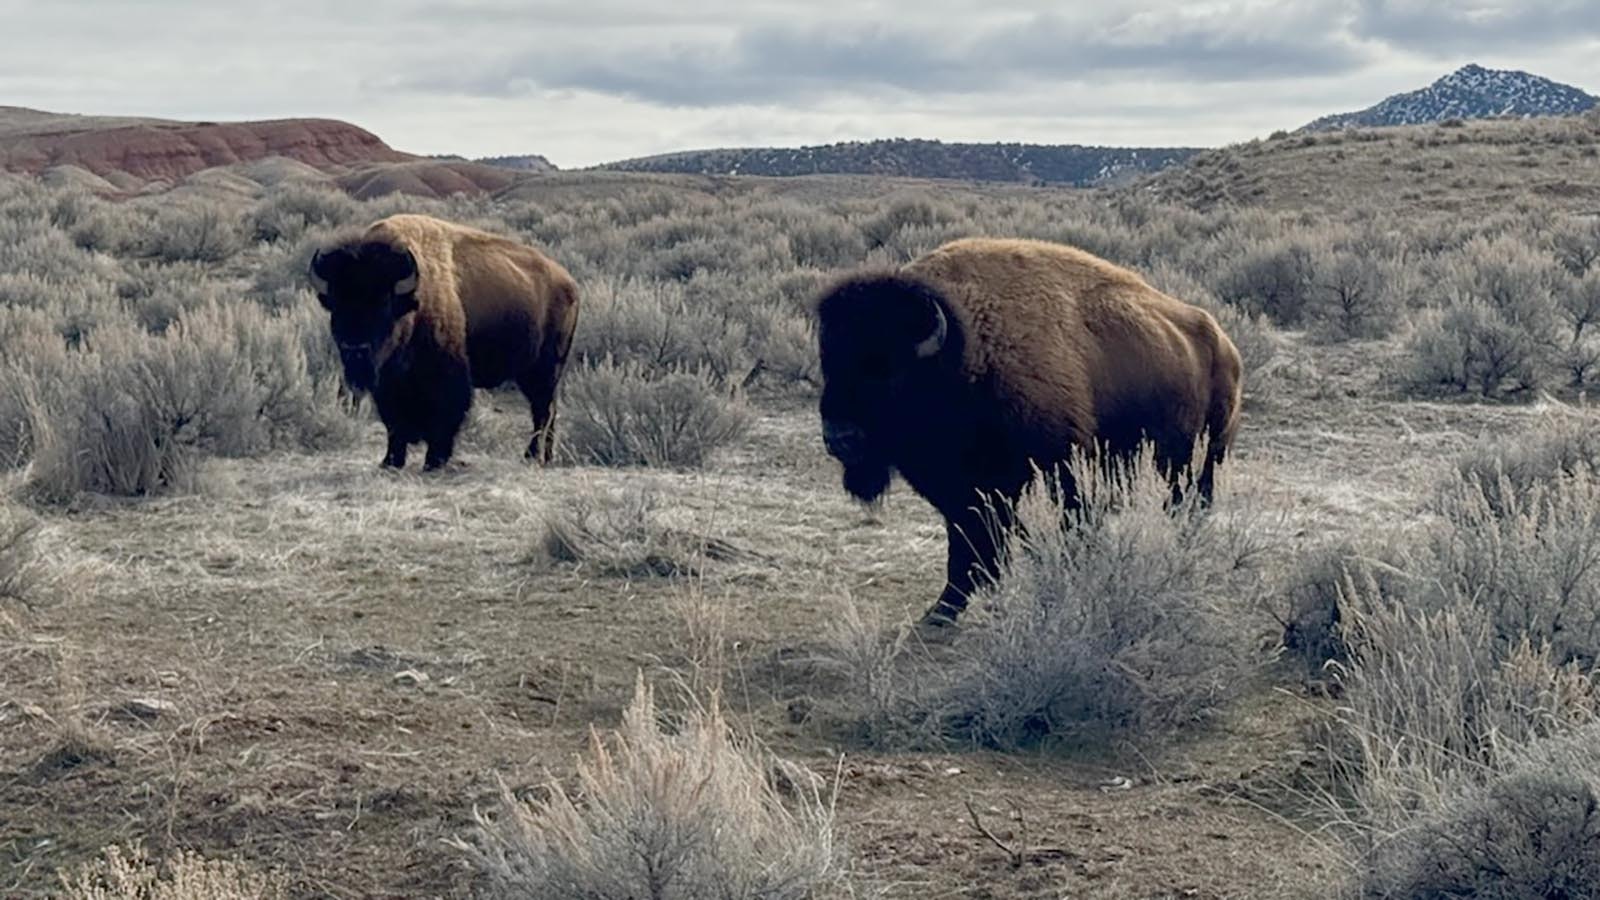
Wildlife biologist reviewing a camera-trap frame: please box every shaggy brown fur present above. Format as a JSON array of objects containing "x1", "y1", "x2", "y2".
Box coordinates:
[
  {"x1": 310, "y1": 214, "x2": 579, "y2": 470},
  {"x1": 816, "y1": 237, "x2": 1243, "y2": 625}
]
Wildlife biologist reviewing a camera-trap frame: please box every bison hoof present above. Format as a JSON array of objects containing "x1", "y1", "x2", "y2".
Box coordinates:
[{"x1": 914, "y1": 605, "x2": 962, "y2": 635}]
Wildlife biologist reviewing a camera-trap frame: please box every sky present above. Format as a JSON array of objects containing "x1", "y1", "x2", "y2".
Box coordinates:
[{"x1": 1, "y1": 1, "x2": 1596, "y2": 168}]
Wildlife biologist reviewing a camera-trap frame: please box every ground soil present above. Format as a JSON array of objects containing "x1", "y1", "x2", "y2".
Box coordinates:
[{"x1": 0, "y1": 332, "x2": 1560, "y2": 898}]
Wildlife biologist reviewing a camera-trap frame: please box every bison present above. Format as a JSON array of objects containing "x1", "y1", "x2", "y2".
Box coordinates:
[
  {"x1": 816, "y1": 237, "x2": 1243, "y2": 627},
  {"x1": 309, "y1": 214, "x2": 579, "y2": 471}
]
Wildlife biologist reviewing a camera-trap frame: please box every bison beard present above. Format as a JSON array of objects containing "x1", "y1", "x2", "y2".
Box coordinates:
[
  {"x1": 841, "y1": 455, "x2": 893, "y2": 503},
  {"x1": 814, "y1": 238, "x2": 1244, "y2": 629}
]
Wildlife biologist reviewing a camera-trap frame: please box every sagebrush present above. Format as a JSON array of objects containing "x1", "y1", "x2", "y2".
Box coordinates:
[{"x1": 459, "y1": 676, "x2": 850, "y2": 900}]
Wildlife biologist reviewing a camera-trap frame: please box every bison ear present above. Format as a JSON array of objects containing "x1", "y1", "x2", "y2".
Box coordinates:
[
  {"x1": 308, "y1": 248, "x2": 339, "y2": 298},
  {"x1": 913, "y1": 298, "x2": 947, "y2": 359}
]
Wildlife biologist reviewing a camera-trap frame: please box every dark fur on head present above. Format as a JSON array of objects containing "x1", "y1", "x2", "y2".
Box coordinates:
[
  {"x1": 815, "y1": 271, "x2": 965, "y2": 504},
  {"x1": 310, "y1": 240, "x2": 419, "y2": 391}
]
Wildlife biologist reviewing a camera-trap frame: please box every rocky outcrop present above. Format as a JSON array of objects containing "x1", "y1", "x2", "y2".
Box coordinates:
[{"x1": 0, "y1": 109, "x2": 414, "y2": 182}]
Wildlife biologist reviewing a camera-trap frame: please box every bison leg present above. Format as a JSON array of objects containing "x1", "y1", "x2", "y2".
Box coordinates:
[
  {"x1": 921, "y1": 509, "x2": 1007, "y2": 627},
  {"x1": 421, "y1": 369, "x2": 473, "y2": 472},
  {"x1": 423, "y1": 411, "x2": 465, "y2": 470},
  {"x1": 382, "y1": 433, "x2": 408, "y2": 469},
  {"x1": 423, "y1": 437, "x2": 456, "y2": 471},
  {"x1": 518, "y1": 365, "x2": 563, "y2": 466}
]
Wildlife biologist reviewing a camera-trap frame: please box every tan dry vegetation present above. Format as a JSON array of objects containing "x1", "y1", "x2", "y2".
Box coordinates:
[
  {"x1": 0, "y1": 341, "x2": 1563, "y2": 898},
  {"x1": 4, "y1": 144, "x2": 1600, "y2": 897},
  {"x1": 1141, "y1": 114, "x2": 1600, "y2": 216}
]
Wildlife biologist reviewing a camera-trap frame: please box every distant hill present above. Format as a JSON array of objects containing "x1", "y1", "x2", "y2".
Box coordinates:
[
  {"x1": 1137, "y1": 113, "x2": 1600, "y2": 216},
  {"x1": 0, "y1": 107, "x2": 413, "y2": 182},
  {"x1": 1302, "y1": 64, "x2": 1597, "y2": 132},
  {"x1": 427, "y1": 152, "x2": 558, "y2": 173},
  {"x1": 476, "y1": 154, "x2": 557, "y2": 173},
  {"x1": 597, "y1": 138, "x2": 1202, "y2": 187},
  {"x1": 0, "y1": 107, "x2": 546, "y2": 200}
]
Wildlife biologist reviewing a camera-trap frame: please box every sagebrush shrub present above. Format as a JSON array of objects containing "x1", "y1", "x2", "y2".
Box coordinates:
[
  {"x1": 1551, "y1": 215, "x2": 1600, "y2": 276},
  {"x1": 1327, "y1": 572, "x2": 1600, "y2": 839},
  {"x1": 116, "y1": 263, "x2": 224, "y2": 333},
  {"x1": 1401, "y1": 236, "x2": 1569, "y2": 397},
  {"x1": 1404, "y1": 301, "x2": 1551, "y2": 397},
  {"x1": 67, "y1": 201, "x2": 148, "y2": 255},
  {"x1": 1307, "y1": 248, "x2": 1398, "y2": 341},
  {"x1": 1329, "y1": 569, "x2": 1600, "y2": 898},
  {"x1": 1279, "y1": 537, "x2": 1419, "y2": 673},
  {"x1": 1429, "y1": 467, "x2": 1600, "y2": 665},
  {"x1": 460, "y1": 677, "x2": 848, "y2": 900},
  {"x1": 1558, "y1": 271, "x2": 1600, "y2": 385},
  {"x1": 837, "y1": 447, "x2": 1273, "y2": 749},
  {"x1": 856, "y1": 194, "x2": 963, "y2": 252},
  {"x1": 246, "y1": 183, "x2": 359, "y2": 243},
  {"x1": 1213, "y1": 238, "x2": 1317, "y2": 325},
  {"x1": 571, "y1": 278, "x2": 756, "y2": 386},
  {"x1": 1453, "y1": 406, "x2": 1600, "y2": 513},
  {"x1": 1362, "y1": 759, "x2": 1600, "y2": 900},
  {"x1": 560, "y1": 358, "x2": 752, "y2": 469},
  {"x1": 0, "y1": 228, "x2": 126, "y2": 286},
  {"x1": 21, "y1": 304, "x2": 354, "y2": 501},
  {"x1": 785, "y1": 213, "x2": 867, "y2": 269},
  {"x1": 57, "y1": 842, "x2": 286, "y2": 900},
  {"x1": 144, "y1": 201, "x2": 245, "y2": 264}
]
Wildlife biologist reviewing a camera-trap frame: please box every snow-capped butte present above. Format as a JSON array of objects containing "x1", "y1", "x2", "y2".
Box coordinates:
[{"x1": 1301, "y1": 64, "x2": 1597, "y2": 132}]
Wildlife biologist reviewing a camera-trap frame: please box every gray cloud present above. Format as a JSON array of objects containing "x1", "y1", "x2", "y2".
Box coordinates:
[
  {"x1": 0, "y1": 0, "x2": 1595, "y2": 167},
  {"x1": 1352, "y1": 0, "x2": 1600, "y2": 54},
  {"x1": 415, "y1": 6, "x2": 1369, "y2": 108}
]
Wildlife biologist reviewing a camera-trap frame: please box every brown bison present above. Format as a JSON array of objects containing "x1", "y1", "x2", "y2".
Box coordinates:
[
  {"x1": 309, "y1": 214, "x2": 579, "y2": 470},
  {"x1": 816, "y1": 237, "x2": 1243, "y2": 626}
]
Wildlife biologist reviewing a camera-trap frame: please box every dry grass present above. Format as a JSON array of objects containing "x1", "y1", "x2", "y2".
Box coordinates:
[
  {"x1": 1323, "y1": 570, "x2": 1600, "y2": 895},
  {"x1": 0, "y1": 497, "x2": 44, "y2": 603},
  {"x1": 57, "y1": 843, "x2": 285, "y2": 900},
  {"x1": 539, "y1": 481, "x2": 768, "y2": 578},
  {"x1": 10, "y1": 139, "x2": 1600, "y2": 897},
  {"x1": 1354, "y1": 723, "x2": 1600, "y2": 899},
  {"x1": 457, "y1": 676, "x2": 850, "y2": 900}
]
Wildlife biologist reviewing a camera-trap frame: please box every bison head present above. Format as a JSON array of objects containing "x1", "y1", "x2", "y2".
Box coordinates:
[
  {"x1": 308, "y1": 241, "x2": 419, "y2": 391},
  {"x1": 815, "y1": 273, "x2": 951, "y2": 504}
]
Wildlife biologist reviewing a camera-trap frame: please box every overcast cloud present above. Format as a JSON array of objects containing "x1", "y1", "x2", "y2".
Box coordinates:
[{"x1": 0, "y1": 0, "x2": 1596, "y2": 167}]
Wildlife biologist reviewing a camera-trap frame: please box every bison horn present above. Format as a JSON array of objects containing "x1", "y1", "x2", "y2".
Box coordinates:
[
  {"x1": 307, "y1": 249, "x2": 330, "y2": 294},
  {"x1": 914, "y1": 302, "x2": 947, "y2": 359},
  {"x1": 392, "y1": 250, "x2": 419, "y2": 297}
]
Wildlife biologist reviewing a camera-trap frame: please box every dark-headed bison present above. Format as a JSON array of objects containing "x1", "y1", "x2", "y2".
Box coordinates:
[
  {"x1": 816, "y1": 237, "x2": 1243, "y2": 626},
  {"x1": 309, "y1": 214, "x2": 579, "y2": 470}
]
